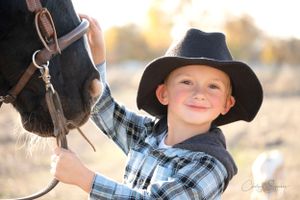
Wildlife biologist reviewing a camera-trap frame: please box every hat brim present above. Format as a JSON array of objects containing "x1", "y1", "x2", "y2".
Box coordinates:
[{"x1": 137, "y1": 56, "x2": 263, "y2": 126}]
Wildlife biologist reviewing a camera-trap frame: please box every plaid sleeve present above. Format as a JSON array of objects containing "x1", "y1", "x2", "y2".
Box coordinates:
[
  {"x1": 89, "y1": 156, "x2": 226, "y2": 200},
  {"x1": 91, "y1": 62, "x2": 155, "y2": 154}
]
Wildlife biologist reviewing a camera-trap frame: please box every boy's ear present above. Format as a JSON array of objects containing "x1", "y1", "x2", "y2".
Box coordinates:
[
  {"x1": 221, "y1": 96, "x2": 235, "y2": 115},
  {"x1": 155, "y1": 84, "x2": 168, "y2": 105}
]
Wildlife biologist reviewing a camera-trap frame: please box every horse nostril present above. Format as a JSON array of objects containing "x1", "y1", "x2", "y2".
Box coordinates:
[{"x1": 89, "y1": 78, "x2": 102, "y2": 98}]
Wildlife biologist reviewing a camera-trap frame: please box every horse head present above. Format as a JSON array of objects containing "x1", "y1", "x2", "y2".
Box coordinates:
[{"x1": 0, "y1": 0, "x2": 101, "y2": 137}]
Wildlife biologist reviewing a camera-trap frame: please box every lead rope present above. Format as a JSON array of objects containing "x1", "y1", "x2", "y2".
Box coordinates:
[
  {"x1": 4, "y1": 63, "x2": 66, "y2": 200},
  {"x1": 35, "y1": 51, "x2": 95, "y2": 151},
  {"x1": 7, "y1": 56, "x2": 95, "y2": 200}
]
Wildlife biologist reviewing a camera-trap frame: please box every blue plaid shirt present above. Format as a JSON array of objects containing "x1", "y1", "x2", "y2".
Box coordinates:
[{"x1": 89, "y1": 63, "x2": 227, "y2": 199}]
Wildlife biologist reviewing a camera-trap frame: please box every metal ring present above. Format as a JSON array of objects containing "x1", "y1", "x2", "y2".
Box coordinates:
[{"x1": 32, "y1": 50, "x2": 49, "y2": 69}]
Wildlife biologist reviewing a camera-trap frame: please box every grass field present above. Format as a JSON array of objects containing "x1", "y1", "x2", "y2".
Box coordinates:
[{"x1": 1, "y1": 65, "x2": 299, "y2": 199}]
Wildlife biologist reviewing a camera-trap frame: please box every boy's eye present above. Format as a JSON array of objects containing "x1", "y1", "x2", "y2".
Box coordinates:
[
  {"x1": 181, "y1": 80, "x2": 192, "y2": 85},
  {"x1": 209, "y1": 84, "x2": 220, "y2": 89}
]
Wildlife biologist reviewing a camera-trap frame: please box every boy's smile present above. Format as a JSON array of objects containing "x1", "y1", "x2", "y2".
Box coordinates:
[{"x1": 156, "y1": 64, "x2": 235, "y2": 135}]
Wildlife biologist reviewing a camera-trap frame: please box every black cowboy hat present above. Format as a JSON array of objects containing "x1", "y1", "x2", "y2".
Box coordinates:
[{"x1": 136, "y1": 28, "x2": 263, "y2": 126}]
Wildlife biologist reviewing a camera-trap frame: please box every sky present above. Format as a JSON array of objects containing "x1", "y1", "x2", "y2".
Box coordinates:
[{"x1": 72, "y1": 0, "x2": 300, "y2": 39}]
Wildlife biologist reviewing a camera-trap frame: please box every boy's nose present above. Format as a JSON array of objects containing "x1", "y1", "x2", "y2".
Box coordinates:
[{"x1": 192, "y1": 86, "x2": 206, "y2": 100}]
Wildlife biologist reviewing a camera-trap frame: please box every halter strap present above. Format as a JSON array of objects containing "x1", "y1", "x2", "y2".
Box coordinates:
[{"x1": 0, "y1": 19, "x2": 89, "y2": 107}]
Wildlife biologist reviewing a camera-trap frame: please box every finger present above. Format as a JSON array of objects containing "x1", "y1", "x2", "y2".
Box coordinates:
[
  {"x1": 78, "y1": 13, "x2": 89, "y2": 19},
  {"x1": 67, "y1": 148, "x2": 74, "y2": 153},
  {"x1": 90, "y1": 18, "x2": 102, "y2": 30},
  {"x1": 55, "y1": 147, "x2": 74, "y2": 159},
  {"x1": 78, "y1": 13, "x2": 94, "y2": 25},
  {"x1": 80, "y1": 15, "x2": 100, "y2": 29}
]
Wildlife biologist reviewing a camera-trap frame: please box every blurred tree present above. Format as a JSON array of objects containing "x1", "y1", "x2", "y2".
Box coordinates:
[
  {"x1": 224, "y1": 15, "x2": 300, "y2": 67},
  {"x1": 105, "y1": 24, "x2": 150, "y2": 63},
  {"x1": 103, "y1": 2, "x2": 300, "y2": 67},
  {"x1": 261, "y1": 38, "x2": 280, "y2": 66},
  {"x1": 261, "y1": 37, "x2": 300, "y2": 67},
  {"x1": 224, "y1": 15, "x2": 262, "y2": 63},
  {"x1": 142, "y1": 0, "x2": 172, "y2": 55},
  {"x1": 105, "y1": 0, "x2": 176, "y2": 64},
  {"x1": 282, "y1": 38, "x2": 300, "y2": 66}
]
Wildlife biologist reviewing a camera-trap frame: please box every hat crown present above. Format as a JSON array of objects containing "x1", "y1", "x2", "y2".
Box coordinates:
[{"x1": 166, "y1": 28, "x2": 233, "y2": 61}]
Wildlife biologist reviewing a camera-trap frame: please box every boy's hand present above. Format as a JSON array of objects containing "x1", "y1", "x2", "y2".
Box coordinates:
[
  {"x1": 51, "y1": 147, "x2": 95, "y2": 193},
  {"x1": 79, "y1": 14, "x2": 106, "y2": 65}
]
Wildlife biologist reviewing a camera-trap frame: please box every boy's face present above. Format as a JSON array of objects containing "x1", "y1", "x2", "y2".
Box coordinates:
[{"x1": 156, "y1": 64, "x2": 235, "y2": 127}]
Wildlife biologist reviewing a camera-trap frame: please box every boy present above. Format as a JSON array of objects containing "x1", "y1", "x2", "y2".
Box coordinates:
[{"x1": 51, "y1": 16, "x2": 263, "y2": 199}]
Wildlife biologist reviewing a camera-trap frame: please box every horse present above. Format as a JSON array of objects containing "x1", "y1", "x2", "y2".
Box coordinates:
[
  {"x1": 0, "y1": 0, "x2": 101, "y2": 199},
  {"x1": 0, "y1": 0, "x2": 101, "y2": 138}
]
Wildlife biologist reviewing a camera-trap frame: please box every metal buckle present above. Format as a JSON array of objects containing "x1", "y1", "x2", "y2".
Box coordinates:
[
  {"x1": 40, "y1": 65, "x2": 55, "y2": 93},
  {"x1": 32, "y1": 50, "x2": 49, "y2": 69}
]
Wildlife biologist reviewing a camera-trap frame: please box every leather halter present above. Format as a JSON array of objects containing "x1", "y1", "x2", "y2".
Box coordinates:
[
  {"x1": 0, "y1": 0, "x2": 89, "y2": 107},
  {"x1": 0, "y1": 20, "x2": 89, "y2": 106},
  {"x1": 2, "y1": 0, "x2": 96, "y2": 199}
]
